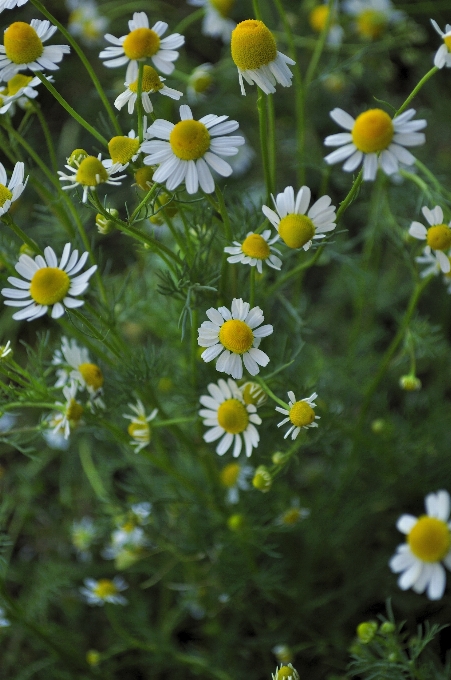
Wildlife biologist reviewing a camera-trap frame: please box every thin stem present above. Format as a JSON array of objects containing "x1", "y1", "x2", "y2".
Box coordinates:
[
  {"x1": 255, "y1": 377, "x2": 289, "y2": 409},
  {"x1": 137, "y1": 62, "x2": 144, "y2": 143},
  {"x1": 129, "y1": 183, "x2": 159, "y2": 223},
  {"x1": 173, "y1": 7, "x2": 204, "y2": 34},
  {"x1": 215, "y1": 187, "x2": 232, "y2": 241},
  {"x1": 336, "y1": 169, "x2": 363, "y2": 221},
  {"x1": 68, "y1": 309, "x2": 121, "y2": 358},
  {"x1": 249, "y1": 266, "x2": 256, "y2": 308},
  {"x1": 267, "y1": 94, "x2": 276, "y2": 191},
  {"x1": 252, "y1": 0, "x2": 262, "y2": 19},
  {"x1": 305, "y1": 0, "x2": 335, "y2": 88},
  {"x1": 267, "y1": 246, "x2": 323, "y2": 297},
  {"x1": 153, "y1": 417, "x2": 197, "y2": 427},
  {"x1": 31, "y1": 103, "x2": 58, "y2": 174},
  {"x1": 257, "y1": 87, "x2": 272, "y2": 203},
  {"x1": 1, "y1": 214, "x2": 42, "y2": 255},
  {"x1": 394, "y1": 66, "x2": 438, "y2": 117}
]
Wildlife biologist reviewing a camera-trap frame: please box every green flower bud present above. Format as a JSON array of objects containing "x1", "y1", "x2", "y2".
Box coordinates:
[
  {"x1": 356, "y1": 621, "x2": 378, "y2": 644},
  {"x1": 252, "y1": 465, "x2": 272, "y2": 493}
]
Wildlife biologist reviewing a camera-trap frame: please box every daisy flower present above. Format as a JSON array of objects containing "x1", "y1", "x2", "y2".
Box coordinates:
[
  {"x1": 0, "y1": 74, "x2": 52, "y2": 115},
  {"x1": 240, "y1": 381, "x2": 267, "y2": 408},
  {"x1": 141, "y1": 104, "x2": 245, "y2": 195},
  {"x1": 0, "y1": 161, "x2": 27, "y2": 217},
  {"x1": 187, "y1": 63, "x2": 214, "y2": 103},
  {"x1": 219, "y1": 461, "x2": 254, "y2": 503},
  {"x1": 262, "y1": 186, "x2": 336, "y2": 250},
  {"x1": 2, "y1": 244, "x2": 97, "y2": 321},
  {"x1": 199, "y1": 378, "x2": 261, "y2": 457},
  {"x1": 276, "y1": 499, "x2": 310, "y2": 526},
  {"x1": 431, "y1": 20, "x2": 451, "y2": 69},
  {"x1": 188, "y1": 0, "x2": 236, "y2": 43},
  {"x1": 309, "y1": 3, "x2": 344, "y2": 47},
  {"x1": 53, "y1": 336, "x2": 104, "y2": 399},
  {"x1": 225, "y1": 230, "x2": 282, "y2": 273},
  {"x1": 47, "y1": 382, "x2": 84, "y2": 440},
  {"x1": 324, "y1": 107, "x2": 426, "y2": 181},
  {"x1": 99, "y1": 12, "x2": 184, "y2": 82},
  {"x1": 272, "y1": 664, "x2": 300, "y2": 680},
  {"x1": 0, "y1": 19, "x2": 70, "y2": 81},
  {"x1": 409, "y1": 206, "x2": 451, "y2": 274},
  {"x1": 276, "y1": 392, "x2": 320, "y2": 440},
  {"x1": 114, "y1": 64, "x2": 182, "y2": 114},
  {"x1": 343, "y1": 0, "x2": 404, "y2": 40},
  {"x1": 103, "y1": 129, "x2": 145, "y2": 169},
  {"x1": 415, "y1": 246, "x2": 443, "y2": 279},
  {"x1": 123, "y1": 400, "x2": 158, "y2": 453},
  {"x1": 72, "y1": 516, "x2": 97, "y2": 560},
  {"x1": 58, "y1": 152, "x2": 126, "y2": 203},
  {"x1": 80, "y1": 576, "x2": 128, "y2": 606},
  {"x1": 67, "y1": 0, "x2": 108, "y2": 46},
  {"x1": 198, "y1": 297, "x2": 273, "y2": 380},
  {"x1": 389, "y1": 490, "x2": 451, "y2": 600},
  {"x1": 0, "y1": 0, "x2": 28, "y2": 11},
  {"x1": 231, "y1": 19, "x2": 295, "y2": 95}
]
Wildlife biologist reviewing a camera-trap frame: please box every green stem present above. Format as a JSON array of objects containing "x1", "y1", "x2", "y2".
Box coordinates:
[
  {"x1": 255, "y1": 377, "x2": 289, "y2": 409},
  {"x1": 394, "y1": 66, "x2": 438, "y2": 117},
  {"x1": 173, "y1": 7, "x2": 204, "y2": 34},
  {"x1": 79, "y1": 439, "x2": 109, "y2": 502},
  {"x1": 267, "y1": 246, "x2": 323, "y2": 297},
  {"x1": 252, "y1": 0, "x2": 262, "y2": 19},
  {"x1": 215, "y1": 187, "x2": 232, "y2": 241},
  {"x1": 31, "y1": 103, "x2": 58, "y2": 174},
  {"x1": 305, "y1": 0, "x2": 335, "y2": 88},
  {"x1": 190, "y1": 307, "x2": 198, "y2": 389},
  {"x1": 336, "y1": 169, "x2": 363, "y2": 221},
  {"x1": 1, "y1": 214, "x2": 42, "y2": 255},
  {"x1": 153, "y1": 417, "x2": 197, "y2": 427},
  {"x1": 137, "y1": 61, "x2": 144, "y2": 143},
  {"x1": 267, "y1": 94, "x2": 276, "y2": 191},
  {"x1": 129, "y1": 183, "x2": 159, "y2": 223},
  {"x1": 249, "y1": 266, "x2": 256, "y2": 308},
  {"x1": 257, "y1": 87, "x2": 272, "y2": 203},
  {"x1": 67, "y1": 309, "x2": 121, "y2": 358}
]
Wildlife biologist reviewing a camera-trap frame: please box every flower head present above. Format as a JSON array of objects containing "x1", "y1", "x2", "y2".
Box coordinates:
[
  {"x1": 276, "y1": 391, "x2": 320, "y2": 440},
  {"x1": 225, "y1": 230, "x2": 282, "y2": 273},
  {"x1": 104, "y1": 129, "x2": 144, "y2": 169},
  {"x1": 240, "y1": 381, "x2": 267, "y2": 407},
  {"x1": 187, "y1": 63, "x2": 214, "y2": 103},
  {"x1": 58, "y1": 152, "x2": 126, "y2": 203},
  {"x1": 47, "y1": 382, "x2": 84, "y2": 439},
  {"x1": 0, "y1": 161, "x2": 27, "y2": 217},
  {"x1": 390, "y1": 490, "x2": 451, "y2": 600},
  {"x1": 188, "y1": 0, "x2": 236, "y2": 43},
  {"x1": 219, "y1": 461, "x2": 254, "y2": 503},
  {"x1": 141, "y1": 104, "x2": 245, "y2": 195},
  {"x1": 72, "y1": 516, "x2": 97, "y2": 560},
  {"x1": 114, "y1": 64, "x2": 182, "y2": 114},
  {"x1": 271, "y1": 663, "x2": 300, "y2": 680},
  {"x1": 343, "y1": 0, "x2": 404, "y2": 40},
  {"x1": 123, "y1": 400, "x2": 158, "y2": 453},
  {"x1": 199, "y1": 378, "x2": 261, "y2": 457},
  {"x1": 198, "y1": 298, "x2": 273, "y2": 380},
  {"x1": 67, "y1": 0, "x2": 108, "y2": 46},
  {"x1": 80, "y1": 576, "x2": 128, "y2": 606},
  {"x1": 324, "y1": 107, "x2": 426, "y2": 181},
  {"x1": 231, "y1": 19, "x2": 295, "y2": 95},
  {"x1": 431, "y1": 20, "x2": 451, "y2": 69},
  {"x1": 53, "y1": 336, "x2": 104, "y2": 404},
  {"x1": 409, "y1": 206, "x2": 451, "y2": 274},
  {"x1": 415, "y1": 246, "x2": 443, "y2": 279},
  {"x1": 0, "y1": 74, "x2": 51, "y2": 115}
]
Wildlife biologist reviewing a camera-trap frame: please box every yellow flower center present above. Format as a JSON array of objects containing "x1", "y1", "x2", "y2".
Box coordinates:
[
  {"x1": 241, "y1": 382, "x2": 265, "y2": 406},
  {"x1": 75, "y1": 156, "x2": 108, "y2": 187},
  {"x1": 352, "y1": 109, "x2": 394, "y2": 154},
  {"x1": 7, "y1": 74, "x2": 33, "y2": 96},
  {"x1": 93, "y1": 579, "x2": 118, "y2": 599},
  {"x1": 426, "y1": 224, "x2": 451, "y2": 251},
  {"x1": 217, "y1": 398, "x2": 249, "y2": 434},
  {"x1": 79, "y1": 362, "x2": 104, "y2": 391},
  {"x1": 241, "y1": 233, "x2": 270, "y2": 259},
  {"x1": 309, "y1": 6, "x2": 330, "y2": 33},
  {"x1": 4, "y1": 22, "x2": 44, "y2": 65},
  {"x1": 108, "y1": 136, "x2": 140, "y2": 165},
  {"x1": 444, "y1": 35, "x2": 451, "y2": 52},
  {"x1": 219, "y1": 319, "x2": 254, "y2": 354},
  {"x1": 66, "y1": 399, "x2": 84, "y2": 422},
  {"x1": 67, "y1": 148, "x2": 89, "y2": 168},
  {"x1": 128, "y1": 418, "x2": 150, "y2": 442},
  {"x1": 231, "y1": 20, "x2": 277, "y2": 71},
  {"x1": 356, "y1": 9, "x2": 387, "y2": 40},
  {"x1": 0, "y1": 184, "x2": 12, "y2": 207},
  {"x1": 30, "y1": 267, "x2": 70, "y2": 306},
  {"x1": 135, "y1": 166, "x2": 154, "y2": 191},
  {"x1": 278, "y1": 214, "x2": 315, "y2": 249},
  {"x1": 129, "y1": 65, "x2": 163, "y2": 93},
  {"x1": 169, "y1": 120, "x2": 210, "y2": 161},
  {"x1": 220, "y1": 462, "x2": 241, "y2": 487},
  {"x1": 281, "y1": 508, "x2": 301, "y2": 525},
  {"x1": 122, "y1": 28, "x2": 160, "y2": 60},
  {"x1": 192, "y1": 72, "x2": 213, "y2": 94},
  {"x1": 210, "y1": 0, "x2": 235, "y2": 18},
  {"x1": 289, "y1": 401, "x2": 315, "y2": 428},
  {"x1": 121, "y1": 520, "x2": 136, "y2": 533},
  {"x1": 277, "y1": 666, "x2": 295, "y2": 680},
  {"x1": 408, "y1": 516, "x2": 451, "y2": 562}
]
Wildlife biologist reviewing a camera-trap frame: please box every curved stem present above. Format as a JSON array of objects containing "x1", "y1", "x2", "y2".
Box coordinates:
[
  {"x1": 1, "y1": 214, "x2": 42, "y2": 255},
  {"x1": 394, "y1": 66, "x2": 438, "y2": 118},
  {"x1": 255, "y1": 377, "x2": 289, "y2": 409},
  {"x1": 305, "y1": 0, "x2": 335, "y2": 87}
]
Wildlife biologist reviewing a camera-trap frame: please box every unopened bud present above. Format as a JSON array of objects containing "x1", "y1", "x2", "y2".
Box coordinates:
[
  {"x1": 252, "y1": 465, "x2": 272, "y2": 493},
  {"x1": 399, "y1": 375, "x2": 421, "y2": 391},
  {"x1": 356, "y1": 621, "x2": 378, "y2": 644}
]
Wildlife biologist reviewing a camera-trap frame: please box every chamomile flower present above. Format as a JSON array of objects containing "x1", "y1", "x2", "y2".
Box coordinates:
[
  {"x1": 72, "y1": 516, "x2": 97, "y2": 561},
  {"x1": 262, "y1": 186, "x2": 336, "y2": 250},
  {"x1": 409, "y1": 206, "x2": 451, "y2": 274},
  {"x1": 415, "y1": 246, "x2": 443, "y2": 279},
  {"x1": 199, "y1": 378, "x2": 261, "y2": 457},
  {"x1": 187, "y1": 63, "x2": 214, "y2": 103},
  {"x1": 58, "y1": 152, "x2": 126, "y2": 203},
  {"x1": 123, "y1": 400, "x2": 158, "y2": 453},
  {"x1": 198, "y1": 298, "x2": 273, "y2": 380},
  {"x1": 188, "y1": 0, "x2": 236, "y2": 43},
  {"x1": 103, "y1": 129, "x2": 145, "y2": 169},
  {"x1": 114, "y1": 65, "x2": 182, "y2": 114},
  {"x1": 389, "y1": 490, "x2": 451, "y2": 600},
  {"x1": 276, "y1": 499, "x2": 310, "y2": 526},
  {"x1": 53, "y1": 336, "x2": 104, "y2": 402},
  {"x1": 272, "y1": 664, "x2": 300, "y2": 680},
  {"x1": 2, "y1": 244, "x2": 97, "y2": 321},
  {"x1": 0, "y1": 20, "x2": 70, "y2": 81},
  {"x1": 276, "y1": 392, "x2": 320, "y2": 440},
  {"x1": 99, "y1": 12, "x2": 184, "y2": 82},
  {"x1": 343, "y1": 0, "x2": 404, "y2": 40},
  {"x1": 141, "y1": 104, "x2": 245, "y2": 195},
  {"x1": 324, "y1": 107, "x2": 426, "y2": 181},
  {"x1": 431, "y1": 20, "x2": 451, "y2": 69},
  {"x1": 240, "y1": 381, "x2": 267, "y2": 408},
  {"x1": 67, "y1": 0, "x2": 108, "y2": 46},
  {"x1": 220, "y1": 461, "x2": 254, "y2": 503},
  {"x1": 0, "y1": 74, "x2": 51, "y2": 114},
  {"x1": 80, "y1": 576, "x2": 128, "y2": 606},
  {"x1": 47, "y1": 382, "x2": 84, "y2": 440},
  {"x1": 309, "y1": 3, "x2": 344, "y2": 47},
  {"x1": 0, "y1": 0, "x2": 28, "y2": 11},
  {"x1": 0, "y1": 161, "x2": 27, "y2": 217},
  {"x1": 231, "y1": 19, "x2": 295, "y2": 95},
  {"x1": 225, "y1": 231, "x2": 282, "y2": 273}
]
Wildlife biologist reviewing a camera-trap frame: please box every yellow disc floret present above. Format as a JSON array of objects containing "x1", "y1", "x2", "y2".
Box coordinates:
[
  {"x1": 356, "y1": 10, "x2": 387, "y2": 40},
  {"x1": 93, "y1": 579, "x2": 118, "y2": 599},
  {"x1": 169, "y1": 120, "x2": 210, "y2": 161},
  {"x1": 210, "y1": 0, "x2": 235, "y2": 18},
  {"x1": 220, "y1": 462, "x2": 241, "y2": 487},
  {"x1": 134, "y1": 166, "x2": 154, "y2": 191},
  {"x1": 30, "y1": 268, "x2": 70, "y2": 306},
  {"x1": 75, "y1": 156, "x2": 108, "y2": 187},
  {"x1": 309, "y1": 6, "x2": 330, "y2": 33},
  {"x1": 289, "y1": 400, "x2": 315, "y2": 428},
  {"x1": 408, "y1": 516, "x2": 451, "y2": 562},
  {"x1": 219, "y1": 319, "x2": 254, "y2": 354},
  {"x1": 281, "y1": 508, "x2": 301, "y2": 525},
  {"x1": 0, "y1": 185, "x2": 12, "y2": 207},
  {"x1": 66, "y1": 399, "x2": 84, "y2": 422},
  {"x1": 241, "y1": 233, "x2": 270, "y2": 260},
  {"x1": 278, "y1": 214, "x2": 315, "y2": 249},
  {"x1": 79, "y1": 362, "x2": 104, "y2": 391},
  {"x1": 129, "y1": 65, "x2": 163, "y2": 93},
  {"x1": 217, "y1": 399, "x2": 249, "y2": 434},
  {"x1": 7, "y1": 74, "x2": 33, "y2": 96},
  {"x1": 426, "y1": 224, "x2": 451, "y2": 251},
  {"x1": 122, "y1": 28, "x2": 160, "y2": 60},
  {"x1": 352, "y1": 109, "x2": 394, "y2": 154},
  {"x1": 108, "y1": 136, "x2": 140, "y2": 165},
  {"x1": 4, "y1": 22, "x2": 43, "y2": 64},
  {"x1": 445, "y1": 35, "x2": 451, "y2": 52},
  {"x1": 231, "y1": 20, "x2": 277, "y2": 71},
  {"x1": 277, "y1": 666, "x2": 297, "y2": 680}
]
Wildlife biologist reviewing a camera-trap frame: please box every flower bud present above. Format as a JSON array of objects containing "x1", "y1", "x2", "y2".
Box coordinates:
[
  {"x1": 399, "y1": 374, "x2": 421, "y2": 391},
  {"x1": 356, "y1": 621, "x2": 378, "y2": 644},
  {"x1": 252, "y1": 465, "x2": 272, "y2": 493}
]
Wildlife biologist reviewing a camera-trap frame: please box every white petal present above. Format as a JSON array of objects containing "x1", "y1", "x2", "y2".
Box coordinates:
[
  {"x1": 427, "y1": 563, "x2": 446, "y2": 600},
  {"x1": 397, "y1": 514, "x2": 417, "y2": 534},
  {"x1": 329, "y1": 108, "x2": 355, "y2": 130}
]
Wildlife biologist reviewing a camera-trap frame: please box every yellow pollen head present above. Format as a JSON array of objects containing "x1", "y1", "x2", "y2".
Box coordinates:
[
  {"x1": 219, "y1": 319, "x2": 254, "y2": 354},
  {"x1": 67, "y1": 149, "x2": 89, "y2": 168},
  {"x1": 210, "y1": 0, "x2": 235, "y2": 18},
  {"x1": 129, "y1": 65, "x2": 163, "y2": 93},
  {"x1": 444, "y1": 35, "x2": 451, "y2": 51},
  {"x1": 217, "y1": 398, "x2": 249, "y2": 434},
  {"x1": 7, "y1": 74, "x2": 33, "y2": 96},
  {"x1": 0, "y1": 184, "x2": 12, "y2": 207},
  {"x1": 134, "y1": 166, "x2": 154, "y2": 191},
  {"x1": 309, "y1": 6, "x2": 330, "y2": 33},
  {"x1": 30, "y1": 267, "x2": 70, "y2": 306},
  {"x1": 231, "y1": 20, "x2": 277, "y2": 71},
  {"x1": 356, "y1": 9, "x2": 387, "y2": 40},
  {"x1": 93, "y1": 579, "x2": 118, "y2": 598},
  {"x1": 241, "y1": 381, "x2": 266, "y2": 406},
  {"x1": 220, "y1": 462, "x2": 241, "y2": 487},
  {"x1": 108, "y1": 136, "x2": 140, "y2": 165},
  {"x1": 276, "y1": 666, "x2": 298, "y2": 680},
  {"x1": 4, "y1": 22, "x2": 43, "y2": 65},
  {"x1": 241, "y1": 233, "x2": 270, "y2": 259},
  {"x1": 128, "y1": 418, "x2": 150, "y2": 442},
  {"x1": 75, "y1": 156, "x2": 108, "y2": 187},
  {"x1": 289, "y1": 400, "x2": 315, "y2": 428},
  {"x1": 66, "y1": 399, "x2": 84, "y2": 422},
  {"x1": 122, "y1": 27, "x2": 160, "y2": 60},
  {"x1": 191, "y1": 71, "x2": 214, "y2": 94},
  {"x1": 351, "y1": 109, "x2": 394, "y2": 153},
  {"x1": 408, "y1": 516, "x2": 451, "y2": 562},
  {"x1": 281, "y1": 508, "x2": 301, "y2": 525},
  {"x1": 169, "y1": 120, "x2": 210, "y2": 161},
  {"x1": 278, "y1": 214, "x2": 315, "y2": 249},
  {"x1": 426, "y1": 224, "x2": 451, "y2": 251},
  {"x1": 78, "y1": 362, "x2": 104, "y2": 391}
]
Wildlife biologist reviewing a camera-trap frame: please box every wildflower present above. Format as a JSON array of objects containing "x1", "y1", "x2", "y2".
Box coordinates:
[
  {"x1": 219, "y1": 461, "x2": 253, "y2": 503},
  {"x1": 2, "y1": 244, "x2": 97, "y2": 321},
  {"x1": 187, "y1": 0, "x2": 236, "y2": 43},
  {"x1": 252, "y1": 465, "x2": 272, "y2": 492},
  {"x1": 0, "y1": 161, "x2": 27, "y2": 217},
  {"x1": 227, "y1": 513, "x2": 244, "y2": 531},
  {"x1": 142, "y1": 104, "x2": 245, "y2": 195},
  {"x1": 276, "y1": 499, "x2": 310, "y2": 525},
  {"x1": 262, "y1": 186, "x2": 336, "y2": 250},
  {"x1": 0, "y1": 74, "x2": 52, "y2": 114},
  {"x1": 187, "y1": 63, "x2": 214, "y2": 103},
  {"x1": 415, "y1": 246, "x2": 442, "y2": 279},
  {"x1": 240, "y1": 381, "x2": 267, "y2": 407},
  {"x1": 123, "y1": 400, "x2": 158, "y2": 453},
  {"x1": 357, "y1": 621, "x2": 378, "y2": 643},
  {"x1": 199, "y1": 378, "x2": 261, "y2": 457},
  {"x1": 272, "y1": 664, "x2": 300, "y2": 680},
  {"x1": 225, "y1": 230, "x2": 282, "y2": 273},
  {"x1": 389, "y1": 490, "x2": 451, "y2": 600},
  {"x1": 72, "y1": 516, "x2": 97, "y2": 560},
  {"x1": 0, "y1": 20, "x2": 70, "y2": 81},
  {"x1": 431, "y1": 20, "x2": 451, "y2": 69},
  {"x1": 0, "y1": 607, "x2": 10, "y2": 628},
  {"x1": 67, "y1": 0, "x2": 108, "y2": 46},
  {"x1": 324, "y1": 107, "x2": 426, "y2": 181},
  {"x1": 276, "y1": 391, "x2": 320, "y2": 440},
  {"x1": 409, "y1": 206, "x2": 451, "y2": 273},
  {"x1": 0, "y1": 0, "x2": 28, "y2": 11},
  {"x1": 52, "y1": 336, "x2": 104, "y2": 403},
  {"x1": 80, "y1": 576, "x2": 128, "y2": 606},
  {"x1": 104, "y1": 129, "x2": 143, "y2": 169},
  {"x1": 198, "y1": 297, "x2": 273, "y2": 380},
  {"x1": 343, "y1": 0, "x2": 403, "y2": 40},
  {"x1": 99, "y1": 12, "x2": 184, "y2": 82},
  {"x1": 96, "y1": 208, "x2": 118, "y2": 235},
  {"x1": 134, "y1": 166, "x2": 154, "y2": 191},
  {"x1": 309, "y1": 3, "x2": 344, "y2": 46},
  {"x1": 399, "y1": 375, "x2": 421, "y2": 391},
  {"x1": 114, "y1": 64, "x2": 182, "y2": 114},
  {"x1": 58, "y1": 152, "x2": 126, "y2": 203},
  {"x1": 47, "y1": 382, "x2": 84, "y2": 440},
  {"x1": 231, "y1": 19, "x2": 295, "y2": 95},
  {"x1": 0, "y1": 340, "x2": 12, "y2": 360}
]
